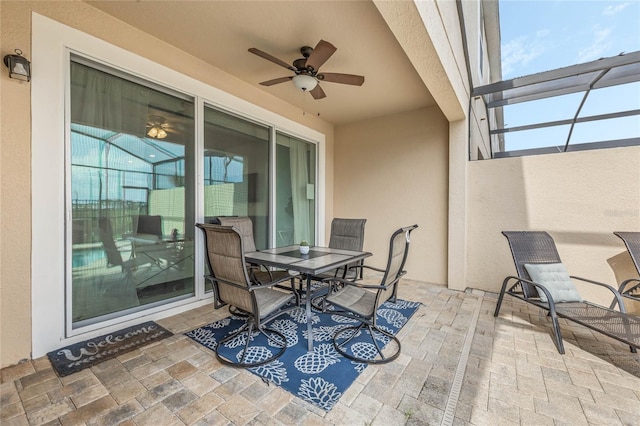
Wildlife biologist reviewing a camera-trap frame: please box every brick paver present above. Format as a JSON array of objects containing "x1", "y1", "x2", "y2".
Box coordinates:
[{"x1": 1, "y1": 280, "x2": 639, "y2": 425}]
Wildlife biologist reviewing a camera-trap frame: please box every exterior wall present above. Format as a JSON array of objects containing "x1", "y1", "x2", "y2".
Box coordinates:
[
  {"x1": 334, "y1": 107, "x2": 449, "y2": 285},
  {"x1": 466, "y1": 146, "x2": 640, "y2": 306},
  {"x1": 0, "y1": 2, "x2": 334, "y2": 368},
  {"x1": 373, "y1": 0, "x2": 477, "y2": 292}
]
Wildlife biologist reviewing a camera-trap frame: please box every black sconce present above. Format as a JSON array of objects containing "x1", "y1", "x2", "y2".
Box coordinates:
[{"x1": 3, "y1": 49, "x2": 31, "y2": 82}]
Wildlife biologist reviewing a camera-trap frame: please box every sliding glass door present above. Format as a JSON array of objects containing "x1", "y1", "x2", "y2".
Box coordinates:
[
  {"x1": 275, "y1": 132, "x2": 316, "y2": 247},
  {"x1": 201, "y1": 106, "x2": 271, "y2": 291},
  {"x1": 69, "y1": 57, "x2": 195, "y2": 327},
  {"x1": 67, "y1": 58, "x2": 317, "y2": 329}
]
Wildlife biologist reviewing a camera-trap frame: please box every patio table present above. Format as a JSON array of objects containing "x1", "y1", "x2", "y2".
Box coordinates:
[{"x1": 245, "y1": 245, "x2": 372, "y2": 351}]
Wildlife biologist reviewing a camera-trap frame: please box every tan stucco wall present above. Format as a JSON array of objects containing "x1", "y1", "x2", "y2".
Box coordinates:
[
  {"x1": 334, "y1": 106, "x2": 449, "y2": 285},
  {"x1": 466, "y1": 147, "x2": 640, "y2": 306},
  {"x1": 0, "y1": 1, "x2": 334, "y2": 368}
]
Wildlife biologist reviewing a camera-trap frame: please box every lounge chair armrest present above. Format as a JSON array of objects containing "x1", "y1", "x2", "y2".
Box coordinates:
[
  {"x1": 569, "y1": 275, "x2": 626, "y2": 312},
  {"x1": 503, "y1": 275, "x2": 561, "y2": 312},
  {"x1": 619, "y1": 278, "x2": 640, "y2": 295}
]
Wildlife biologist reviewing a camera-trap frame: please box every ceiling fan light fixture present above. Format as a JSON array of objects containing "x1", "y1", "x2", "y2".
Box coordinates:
[
  {"x1": 147, "y1": 125, "x2": 167, "y2": 139},
  {"x1": 156, "y1": 128, "x2": 167, "y2": 139},
  {"x1": 292, "y1": 74, "x2": 318, "y2": 92}
]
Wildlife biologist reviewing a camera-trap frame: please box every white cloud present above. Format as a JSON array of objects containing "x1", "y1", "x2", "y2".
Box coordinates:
[
  {"x1": 536, "y1": 29, "x2": 550, "y2": 38},
  {"x1": 603, "y1": 2, "x2": 630, "y2": 15},
  {"x1": 501, "y1": 36, "x2": 545, "y2": 77},
  {"x1": 577, "y1": 26, "x2": 613, "y2": 63}
]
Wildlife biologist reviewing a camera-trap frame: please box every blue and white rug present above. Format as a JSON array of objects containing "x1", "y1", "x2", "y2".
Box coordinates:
[{"x1": 186, "y1": 298, "x2": 420, "y2": 411}]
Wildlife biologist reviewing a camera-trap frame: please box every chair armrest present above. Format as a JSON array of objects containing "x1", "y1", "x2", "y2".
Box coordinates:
[
  {"x1": 619, "y1": 278, "x2": 640, "y2": 296},
  {"x1": 569, "y1": 275, "x2": 626, "y2": 313},
  {"x1": 248, "y1": 273, "x2": 295, "y2": 291},
  {"x1": 503, "y1": 275, "x2": 561, "y2": 313},
  {"x1": 321, "y1": 270, "x2": 406, "y2": 291},
  {"x1": 349, "y1": 264, "x2": 386, "y2": 274}
]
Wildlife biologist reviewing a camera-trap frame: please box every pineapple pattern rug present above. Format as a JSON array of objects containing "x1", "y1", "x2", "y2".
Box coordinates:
[{"x1": 185, "y1": 298, "x2": 420, "y2": 411}]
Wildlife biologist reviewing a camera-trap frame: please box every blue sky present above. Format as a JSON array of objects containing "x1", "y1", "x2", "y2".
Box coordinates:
[{"x1": 498, "y1": 0, "x2": 640, "y2": 151}]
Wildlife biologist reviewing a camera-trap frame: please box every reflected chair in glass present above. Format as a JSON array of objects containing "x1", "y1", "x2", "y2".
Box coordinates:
[
  {"x1": 196, "y1": 223, "x2": 298, "y2": 367},
  {"x1": 321, "y1": 224, "x2": 418, "y2": 364},
  {"x1": 133, "y1": 215, "x2": 163, "y2": 240},
  {"x1": 127, "y1": 215, "x2": 164, "y2": 269},
  {"x1": 98, "y1": 217, "x2": 138, "y2": 292}
]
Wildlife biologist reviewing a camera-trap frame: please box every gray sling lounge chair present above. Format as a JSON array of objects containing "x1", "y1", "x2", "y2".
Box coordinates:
[{"x1": 496, "y1": 231, "x2": 640, "y2": 354}]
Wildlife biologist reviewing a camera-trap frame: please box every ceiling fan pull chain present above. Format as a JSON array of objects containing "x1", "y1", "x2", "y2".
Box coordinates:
[{"x1": 302, "y1": 91, "x2": 306, "y2": 116}]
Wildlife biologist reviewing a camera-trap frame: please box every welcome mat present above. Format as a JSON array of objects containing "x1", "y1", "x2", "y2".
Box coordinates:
[
  {"x1": 186, "y1": 299, "x2": 420, "y2": 411},
  {"x1": 47, "y1": 321, "x2": 172, "y2": 377}
]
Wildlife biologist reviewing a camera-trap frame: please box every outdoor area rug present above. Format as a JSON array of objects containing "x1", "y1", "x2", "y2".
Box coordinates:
[
  {"x1": 47, "y1": 321, "x2": 172, "y2": 377},
  {"x1": 186, "y1": 298, "x2": 420, "y2": 411}
]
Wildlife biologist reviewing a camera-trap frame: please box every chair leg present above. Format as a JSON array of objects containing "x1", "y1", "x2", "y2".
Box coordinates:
[
  {"x1": 215, "y1": 321, "x2": 288, "y2": 368},
  {"x1": 548, "y1": 311, "x2": 565, "y2": 354},
  {"x1": 333, "y1": 323, "x2": 401, "y2": 364},
  {"x1": 494, "y1": 277, "x2": 510, "y2": 317}
]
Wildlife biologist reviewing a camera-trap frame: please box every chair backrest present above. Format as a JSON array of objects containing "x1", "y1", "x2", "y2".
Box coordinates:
[
  {"x1": 614, "y1": 232, "x2": 640, "y2": 275},
  {"x1": 329, "y1": 218, "x2": 367, "y2": 251},
  {"x1": 502, "y1": 231, "x2": 562, "y2": 298},
  {"x1": 98, "y1": 217, "x2": 124, "y2": 268},
  {"x1": 216, "y1": 217, "x2": 257, "y2": 252},
  {"x1": 135, "y1": 215, "x2": 163, "y2": 238},
  {"x1": 196, "y1": 223, "x2": 254, "y2": 313},
  {"x1": 329, "y1": 218, "x2": 367, "y2": 278},
  {"x1": 377, "y1": 224, "x2": 418, "y2": 309}
]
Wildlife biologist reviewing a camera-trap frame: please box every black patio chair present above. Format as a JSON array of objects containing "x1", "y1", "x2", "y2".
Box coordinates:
[
  {"x1": 496, "y1": 231, "x2": 640, "y2": 354},
  {"x1": 196, "y1": 223, "x2": 298, "y2": 368},
  {"x1": 321, "y1": 224, "x2": 418, "y2": 364},
  {"x1": 611, "y1": 232, "x2": 640, "y2": 305}
]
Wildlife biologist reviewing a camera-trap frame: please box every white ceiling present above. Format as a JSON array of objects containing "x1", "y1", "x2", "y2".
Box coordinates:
[{"x1": 86, "y1": 0, "x2": 435, "y2": 126}]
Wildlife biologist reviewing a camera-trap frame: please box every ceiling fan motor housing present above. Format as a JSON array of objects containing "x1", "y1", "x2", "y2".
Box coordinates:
[
  {"x1": 249, "y1": 39, "x2": 364, "y2": 100},
  {"x1": 293, "y1": 58, "x2": 309, "y2": 72}
]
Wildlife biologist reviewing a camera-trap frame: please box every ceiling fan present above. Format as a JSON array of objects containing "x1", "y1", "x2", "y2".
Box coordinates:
[
  {"x1": 146, "y1": 115, "x2": 175, "y2": 139},
  {"x1": 248, "y1": 39, "x2": 365, "y2": 99}
]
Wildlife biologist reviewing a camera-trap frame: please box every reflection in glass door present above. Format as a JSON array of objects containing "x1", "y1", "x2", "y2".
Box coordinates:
[
  {"x1": 275, "y1": 132, "x2": 316, "y2": 247},
  {"x1": 201, "y1": 107, "x2": 270, "y2": 292},
  {"x1": 69, "y1": 58, "x2": 195, "y2": 327}
]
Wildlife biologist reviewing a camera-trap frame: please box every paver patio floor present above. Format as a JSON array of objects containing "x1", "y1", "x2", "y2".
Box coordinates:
[{"x1": 2, "y1": 279, "x2": 639, "y2": 425}]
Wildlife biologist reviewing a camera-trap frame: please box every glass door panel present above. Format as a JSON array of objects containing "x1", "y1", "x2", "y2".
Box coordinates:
[
  {"x1": 69, "y1": 58, "x2": 195, "y2": 327},
  {"x1": 275, "y1": 132, "x2": 316, "y2": 247},
  {"x1": 202, "y1": 106, "x2": 270, "y2": 292}
]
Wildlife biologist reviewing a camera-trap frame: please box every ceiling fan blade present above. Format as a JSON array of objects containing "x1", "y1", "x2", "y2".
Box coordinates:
[
  {"x1": 309, "y1": 84, "x2": 326, "y2": 100},
  {"x1": 259, "y1": 76, "x2": 293, "y2": 86},
  {"x1": 318, "y1": 73, "x2": 365, "y2": 86},
  {"x1": 305, "y1": 40, "x2": 337, "y2": 72},
  {"x1": 248, "y1": 48, "x2": 296, "y2": 71}
]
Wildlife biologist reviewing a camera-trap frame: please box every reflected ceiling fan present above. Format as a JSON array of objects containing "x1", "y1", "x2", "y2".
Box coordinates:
[
  {"x1": 248, "y1": 39, "x2": 364, "y2": 99},
  {"x1": 145, "y1": 115, "x2": 180, "y2": 139}
]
